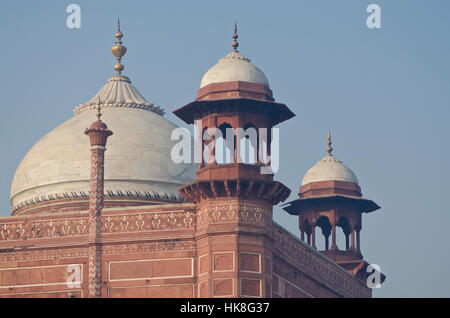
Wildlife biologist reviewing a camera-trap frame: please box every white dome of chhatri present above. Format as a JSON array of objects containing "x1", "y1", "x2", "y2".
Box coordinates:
[
  {"x1": 200, "y1": 24, "x2": 270, "y2": 89},
  {"x1": 301, "y1": 133, "x2": 359, "y2": 186}
]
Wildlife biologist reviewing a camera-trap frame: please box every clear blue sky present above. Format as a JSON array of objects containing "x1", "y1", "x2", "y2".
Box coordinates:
[{"x1": 1, "y1": 0, "x2": 449, "y2": 297}]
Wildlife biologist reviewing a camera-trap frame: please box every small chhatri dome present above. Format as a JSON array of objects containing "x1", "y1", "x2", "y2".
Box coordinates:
[
  {"x1": 301, "y1": 132, "x2": 359, "y2": 186},
  {"x1": 200, "y1": 23, "x2": 270, "y2": 88}
]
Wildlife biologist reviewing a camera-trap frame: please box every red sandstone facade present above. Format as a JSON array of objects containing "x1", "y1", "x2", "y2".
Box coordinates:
[
  {"x1": 0, "y1": 203, "x2": 371, "y2": 297},
  {"x1": 0, "y1": 18, "x2": 386, "y2": 296},
  {"x1": 0, "y1": 78, "x2": 377, "y2": 298}
]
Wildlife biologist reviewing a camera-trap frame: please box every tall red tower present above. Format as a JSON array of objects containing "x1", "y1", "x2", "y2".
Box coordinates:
[{"x1": 174, "y1": 24, "x2": 295, "y2": 297}]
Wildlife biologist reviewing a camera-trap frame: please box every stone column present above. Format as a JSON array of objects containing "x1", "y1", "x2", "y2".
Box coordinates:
[
  {"x1": 311, "y1": 225, "x2": 316, "y2": 249},
  {"x1": 356, "y1": 229, "x2": 361, "y2": 252},
  {"x1": 266, "y1": 128, "x2": 272, "y2": 166},
  {"x1": 210, "y1": 135, "x2": 216, "y2": 164},
  {"x1": 87, "y1": 146, "x2": 106, "y2": 298},
  {"x1": 331, "y1": 222, "x2": 338, "y2": 250},
  {"x1": 350, "y1": 227, "x2": 356, "y2": 250},
  {"x1": 258, "y1": 129, "x2": 263, "y2": 165},
  {"x1": 235, "y1": 134, "x2": 242, "y2": 163},
  {"x1": 198, "y1": 122, "x2": 204, "y2": 168},
  {"x1": 345, "y1": 233, "x2": 350, "y2": 250},
  {"x1": 85, "y1": 113, "x2": 112, "y2": 298}
]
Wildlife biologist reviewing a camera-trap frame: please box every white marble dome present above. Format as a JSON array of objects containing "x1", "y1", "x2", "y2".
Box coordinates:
[
  {"x1": 301, "y1": 154, "x2": 359, "y2": 186},
  {"x1": 200, "y1": 50, "x2": 270, "y2": 88},
  {"x1": 10, "y1": 75, "x2": 196, "y2": 213}
]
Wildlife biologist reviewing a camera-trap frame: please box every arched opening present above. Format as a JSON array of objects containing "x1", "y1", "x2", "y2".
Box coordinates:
[
  {"x1": 202, "y1": 126, "x2": 213, "y2": 166},
  {"x1": 337, "y1": 216, "x2": 352, "y2": 251},
  {"x1": 299, "y1": 220, "x2": 312, "y2": 245},
  {"x1": 316, "y1": 215, "x2": 332, "y2": 251},
  {"x1": 215, "y1": 123, "x2": 234, "y2": 164}
]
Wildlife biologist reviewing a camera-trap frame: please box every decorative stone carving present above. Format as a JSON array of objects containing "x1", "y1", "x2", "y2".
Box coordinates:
[
  {"x1": 0, "y1": 210, "x2": 196, "y2": 242},
  {"x1": 0, "y1": 247, "x2": 89, "y2": 262},
  {"x1": 0, "y1": 218, "x2": 89, "y2": 241},
  {"x1": 272, "y1": 223, "x2": 370, "y2": 298},
  {"x1": 102, "y1": 241, "x2": 195, "y2": 254},
  {"x1": 196, "y1": 202, "x2": 271, "y2": 228},
  {"x1": 101, "y1": 211, "x2": 195, "y2": 233},
  {"x1": 11, "y1": 190, "x2": 184, "y2": 216}
]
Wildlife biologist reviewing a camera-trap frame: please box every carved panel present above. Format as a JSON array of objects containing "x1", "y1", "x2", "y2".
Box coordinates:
[
  {"x1": 109, "y1": 258, "x2": 193, "y2": 281},
  {"x1": 213, "y1": 278, "x2": 233, "y2": 297},
  {"x1": 213, "y1": 252, "x2": 234, "y2": 272},
  {"x1": 240, "y1": 278, "x2": 261, "y2": 297},
  {"x1": 198, "y1": 254, "x2": 209, "y2": 276},
  {"x1": 102, "y1": 241, "x2": 195, "y2": 255},
  {"x1": 102, "y1": 212, "x2": 195, "y2": 233},
  {"x1": 0, "y1": 218, "x2": 88, "y2": 241},
  {"x1": 198, "y1": 280, "x2": 209, "y2": 298},
  {"x1": 108, "y1": 284, "x2": 194, "y2": 298},
  {"x1": 0, "y1": 241, "x2": 194, "y2": 263},
  {"x1": 197, "y1": 203, "x2": 271, "y2": 228},
  {"x1": 240, "y1": 252, "x2": 260, "y2": 273},
  {"x1": 0, "y1": 210, "x2": 195, "y2": 242},
  {"x1": 0, "y1": 247, "x2": 88, "y2": 262}
]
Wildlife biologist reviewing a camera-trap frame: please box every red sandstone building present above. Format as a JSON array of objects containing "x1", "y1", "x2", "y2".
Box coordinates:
[{"x1": 0, "y1": 24, "x2": 384, "y2": 298}]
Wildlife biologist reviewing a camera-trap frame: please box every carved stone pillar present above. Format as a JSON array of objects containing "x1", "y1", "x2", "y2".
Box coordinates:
[
  {"x1": 84, "y1": 108, "x2": 113, "y2": 298},
  {"x1": 350, "y1": 227, "x2": 356, "y2": 250},
  {"x1": 331, "y1": 221, "x2": 338, "y2": 250},
  {"x1": 87, "y1": 146, "x2": 106, "y2": 298},
  {"x1": 356, "y1": 228, "x2": 361, "y2": 252},
  {"x1": 345, "y1": 233, "x2": 350, "y2": 250},
  {"x1": 311, "y1": 225, "x2": 316, "y2": 249}
]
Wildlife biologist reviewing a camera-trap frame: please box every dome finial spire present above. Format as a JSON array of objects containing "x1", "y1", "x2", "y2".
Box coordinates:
[
  {"x1": 96, "y1": 96, "x2": 102, "y2": 121},
  {"x1": 326, "y1": 130, "x2": 333, "y2": 156},
  {"x1": 111, "y1": 19, "x2": 127, "y2": 74},
  {"x1": 232, "y1": 22, "x2": 239, "y2": 52}
]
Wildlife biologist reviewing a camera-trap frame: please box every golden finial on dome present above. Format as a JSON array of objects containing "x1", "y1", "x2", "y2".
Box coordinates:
[
  {"x1": 232, "y1": 22, "x2": 239, "y2": 52},
  {"x1": 326, "y1": 130, "x2": 333, "y2": 155},
  {"x1": 96, "y1": 96, "x2": 102, "y2": 120},
  {"x1": 111, "y1": 19, "x2": 127, "y2": 74}
]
